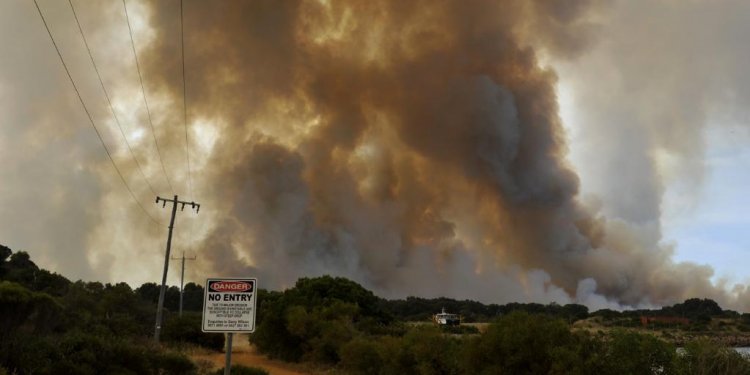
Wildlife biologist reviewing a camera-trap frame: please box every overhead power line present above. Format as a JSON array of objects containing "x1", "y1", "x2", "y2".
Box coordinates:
[
  {"x1": 122, "y1": 0, "x2": 175, "y2": 195},
  {"x1": 181, "y1": 0, "x2": 193, "y2": 200},
  {"x1": 68, "y1": 0, "x2": 159, "y2": 197},
  {"x1": 34, "y1": 0, "x2": 161, "y2": 226}
]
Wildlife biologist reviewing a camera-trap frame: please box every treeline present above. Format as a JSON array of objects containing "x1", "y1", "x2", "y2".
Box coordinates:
[
  {"x1": 5, "y1": 242, "x2": 750, "y2": 374},
  {"x1": 0, "y1": 244, "x2": 221, "y2": 374},
  {"x1": 250, "y1": 275, "x2": 750, "y2": 374},
  {"x1": 381, "y1": 296, "x2": 589, "y2": 323},
  {"x1": 380, "y1": 296, "x2": 741, "y2": 326},
  {"x1": 595, "y1": 298, "x2": 736, "y2": 321},
  {"x1": 1, "y1": 244, "x2": 205, "y2": 313}
]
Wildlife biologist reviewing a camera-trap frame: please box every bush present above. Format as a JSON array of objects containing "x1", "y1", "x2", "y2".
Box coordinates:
[
  {"x1": 402, "y1": 325, "x2": 461, "y2": 374},
  {"x1": 678, "y1": 339, "x2": 750, "y2": 375},
  {"x1": 251, "y1": 293, "x2": 361, "y2": 363},
  {"x1": 462, "y1": 311, "x2": 580, "y2": 374},
  {"x1": 601, "y1": 330, "x2": 677, "y2": 375},
  {"x1": 339, "y1": 337, "x2": 383, "y2": 375},
  {"x1": 153, "y1": 350, "x2": 197, "y2": 374},
  {"x1": 0, "y1": 281, "x2": 63, "y2": 337},
  {"x1": 162, "y1": 313, "x2": 224, "y2": 350},
  {"x1": 213, "y1": 364, "x2": 269, "y2": 375},
  {"x1": 0, "y1": 333, "x2": 61, "y2": 374},
  {"x1": 0, "y1": 330, "x2": 198, "y2": 375},
  {"x1": 440, "y1": 324, "x2": 479, "y2": 335}
]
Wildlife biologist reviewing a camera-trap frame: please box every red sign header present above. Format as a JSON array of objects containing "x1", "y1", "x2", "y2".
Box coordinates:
[{"x1": 210, "y1": 280, "x2": 253, "y2": 292}]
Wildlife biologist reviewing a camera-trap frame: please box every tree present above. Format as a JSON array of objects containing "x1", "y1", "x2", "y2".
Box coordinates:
[
  {"x1": 601, "y1": 330, "x2": 677, "y2": 375},
  {"x1": 0, "y1": 281, "x2": 62, "y2": 338},
  {"x1": 100, "y1": 282, "x2": 152, "y2": 336},
  {"x1": 31, "y1": 269, "x2": 71, "y2": 296},
  {"x1": 182, "y1": 282, "x2": 204, "y2": 311},
  {"x1": 136, "y1": 282, "x2": 161, "y2": 303},
  {"x1": 561, "y1": 304, "x2": 589, "y2": 322},
  {"x1": 462, "y1": 311, "x2": 580, "y2": 374},
  {"x1": 0, "y1": 244, "x2": 11, "y2": 264},
  {"x1": 289, "y1": 276, "x2": 389, "y2": 322},
  {"x1": 666, "y1": 298, "x2": 723, "y2": 321},
  {"x1": 251, "y1": 276, "x2": 391, "y2": 363},
  {"x1": 3, "y1": 251, "x2": 39, "y2": 286}
]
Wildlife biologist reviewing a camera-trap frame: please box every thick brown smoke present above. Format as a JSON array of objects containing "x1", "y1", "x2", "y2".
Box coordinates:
[{"x1": 120, "y1": 0, "x2": 748, "y2": 308}]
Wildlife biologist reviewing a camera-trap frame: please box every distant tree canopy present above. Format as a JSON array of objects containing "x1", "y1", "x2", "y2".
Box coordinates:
[
  {"x1": 591, "y1": 297, "x2": 729, "y2": 325},
  {"x1": 135, "y1": 282, "x2": 204, "y2": 313},
  {"x1": 666, "y1": 298, "x2": 724, "y2": 318},
  {"x1": 381, "y1": 297, "x2": 589, "y2": 323}
]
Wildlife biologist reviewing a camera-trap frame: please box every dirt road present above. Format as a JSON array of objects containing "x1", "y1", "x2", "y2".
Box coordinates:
[{"x1": 191, "y1": 334, "x2": 310, "y2": 375}]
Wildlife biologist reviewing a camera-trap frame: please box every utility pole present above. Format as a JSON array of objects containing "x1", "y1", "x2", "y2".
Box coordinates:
[
  {"x1": 154, "y1": 195, "x2": 200, "y2": 343},
  {"x1": 171, "y1": 251, "x2": 196, "y2": 317}
]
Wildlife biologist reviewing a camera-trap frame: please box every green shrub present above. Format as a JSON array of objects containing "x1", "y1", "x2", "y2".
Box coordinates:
[
  {"x1": 339, "y1": 337, "x2": 383, "y2": 375},
  {"x1": 600, "y1": 330, "x2": 678, "y2": 375},
  {"x1": 462, "y1": 311, "x2": 580, "y2": 374},
  {"x1": 440, "y1": 324, "x2": 479, "y2": 335},
  {"x1": 403, "y1": 325, "x2": 461, "y2": 375},
  {"x1": 153, "y1": 350, "x2": 197, "y2": 374},
  {"x1": 251, "y1": 276, "x2": 395, "y2": 363},
  {"x1": 1, "y1": 330, "x2": 200, "y2": 375},
  {"x1": 251, "y1": 299, "x2": 358, "y2": 363},
  {"x1": 678, "y1": 339, "x2": 750, "y2": 375},
  {"x1": 162, "y1": 313, "x2": 224, "y2": 350}
]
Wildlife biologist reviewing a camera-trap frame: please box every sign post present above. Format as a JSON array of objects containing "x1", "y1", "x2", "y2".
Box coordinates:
[{"x1": 202, "y1": 278, "x2": 258, "y2": 375}]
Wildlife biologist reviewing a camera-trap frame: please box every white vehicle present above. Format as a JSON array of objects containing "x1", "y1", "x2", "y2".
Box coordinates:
[{"x1": 433, "y1": 308, "x2": 461, "y2": 326}]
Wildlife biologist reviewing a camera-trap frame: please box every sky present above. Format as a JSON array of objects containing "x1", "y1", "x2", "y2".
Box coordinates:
[
  {"x1": 1, "y1": 0, "x2": 749, "y2": 311},
  {"x1": 551, "y1": 0, "x2": 750, "y2": 286}
]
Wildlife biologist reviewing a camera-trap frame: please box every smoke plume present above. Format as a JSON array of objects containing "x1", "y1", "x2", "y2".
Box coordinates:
[
  {"x1": 130, "y1": 0, "x2": 744, "y2": 308},
  {"x1": 3, "y1": 0, "x2": 750, "y2": 310}
]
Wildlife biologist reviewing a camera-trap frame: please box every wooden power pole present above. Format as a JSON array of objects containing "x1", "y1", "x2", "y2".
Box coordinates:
[
  {"x1": 154, "y1": 195, "x2": 199, "y2": 343},
  {"x1": 171, "y1": 251, "x2": 196, "y2": 317}
]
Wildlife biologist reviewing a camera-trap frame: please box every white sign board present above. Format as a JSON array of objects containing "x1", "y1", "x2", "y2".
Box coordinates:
[{"x1": 202, "y1": 278, "x2": 257, "y2": 333}]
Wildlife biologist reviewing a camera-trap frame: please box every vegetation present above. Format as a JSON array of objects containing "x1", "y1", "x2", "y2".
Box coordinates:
[
  {"x1": 247, "y1": 274, "x2": 750, "y2": 374},
  {"x1": 381, "y1": 296, "x2": 589, "y2": 323},
  {"x1": 4, "y1": 242, "x2": 750, "y2": 374},
  {"x1": 0, "y1": 244, "x2": 215, "y2": 374},
  {"x1": 250, "y1": 275, "x2": 392, "y2": 363}
]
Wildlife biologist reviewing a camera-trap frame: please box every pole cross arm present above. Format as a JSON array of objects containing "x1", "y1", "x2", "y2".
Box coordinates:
[{"x1": 157, "y1": 195, "x2": 200, "y2": 212}]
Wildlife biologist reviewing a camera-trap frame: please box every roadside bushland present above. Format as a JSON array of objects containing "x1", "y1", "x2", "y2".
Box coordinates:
[
  {"x1": 0, "y1": 245, "x2": 218, "y2": 374},
  {"x1": 250, "y1": 276, "x2": 750, "y2": 375}
]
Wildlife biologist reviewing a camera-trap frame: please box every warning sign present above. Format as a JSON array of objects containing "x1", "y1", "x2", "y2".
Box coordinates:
[{"x1": 202, "y1": 278, "x2": 257, "y2": 332}]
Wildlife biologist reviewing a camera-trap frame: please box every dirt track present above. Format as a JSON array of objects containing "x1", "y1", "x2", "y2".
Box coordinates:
[{"x1": 191, "y1": 334, "x2": 310, "y2": 375}]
